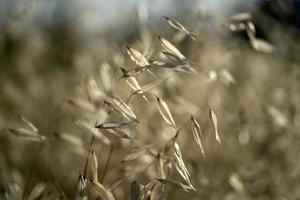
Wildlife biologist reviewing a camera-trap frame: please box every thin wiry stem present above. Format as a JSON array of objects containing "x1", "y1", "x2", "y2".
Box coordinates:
[
  {"x1": 101, "y1": 136, "x2": 116, "y2": 183},
  {"x1": 83, "y1": 135, "x2": 95, "y2": 178}
]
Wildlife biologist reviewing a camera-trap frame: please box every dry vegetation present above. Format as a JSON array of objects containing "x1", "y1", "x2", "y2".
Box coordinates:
[{"x1": 1, "y1": 2, "x2": 300, "y2": 200}]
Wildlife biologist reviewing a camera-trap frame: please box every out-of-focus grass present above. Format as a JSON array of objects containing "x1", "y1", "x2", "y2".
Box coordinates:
[{"x1": 1, "y1": 1, "x2": 300, "y2": 200}]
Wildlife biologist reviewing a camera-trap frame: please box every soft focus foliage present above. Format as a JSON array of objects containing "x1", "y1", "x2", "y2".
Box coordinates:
[{"x1": 1, "y1": 1, "x2": 300, "y2": 199}]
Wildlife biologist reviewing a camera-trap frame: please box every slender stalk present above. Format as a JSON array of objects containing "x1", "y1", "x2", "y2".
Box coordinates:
[
  {"x1": 101, "y1": 137, "x2": 116, "y2": 183},
  {"x1": 83, "y1": 135, "x2": 95, "y2": 178}
]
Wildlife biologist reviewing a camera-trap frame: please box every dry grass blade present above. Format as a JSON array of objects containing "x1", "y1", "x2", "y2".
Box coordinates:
[
  {"x1": 90, "y1": 180, "x2": 115, "y2": 200},
  {"x1": 96, "y1": 121, "x2": 132, "y2": 129},
  {"x1": 19, "y1": 115, "x2": 38, "y2": 132},
  {"x1": 156, "y1": 95, "x2": 176, "y2": 128},
  {"x1": 27, "y1": 181, "x2": 46, "y2": 200},
  {"x1": 163, "y1": 16, "x2": 196, "y2": 40},
  {"x1": 76, "y1": 175, "x2": 87, "y2": 200},
  {"x1": 210, "y1": 108, "x2": 221, "y2": 144},
  {"x1": 158, "y1": 36, "x2": 186, "y2": 61},
  {"x1": 191, "y1": 116, "x2": 205, "y2": 158},
  {"x1": 8, "y1": 128, "x2": 46, "y2": 142},
  {"x1": 91, "y1": 150, "x2": 98, "y2": 181},
  {"x1": 155, "y1": 178, "x2": 193, "y2": 192},
  {"x1": 126, "y1": 45, "x2": 150, "y2": 67}
]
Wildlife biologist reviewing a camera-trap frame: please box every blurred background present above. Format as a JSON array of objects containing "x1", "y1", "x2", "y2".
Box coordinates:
[{"x1": 1, "y1": 0, "x2": 300, "y2": 199}]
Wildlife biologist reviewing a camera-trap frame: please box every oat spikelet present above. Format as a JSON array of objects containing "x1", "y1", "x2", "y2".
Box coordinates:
[
  {"x1": 76, "y1": 175, "x2": 87, "y2": 200},
  {"x1": 126, "y1": 76, "x2": 143, "y2": 93},
  {"x1": 106, "y1": 96, "x2": 139, "y2": 123},
  {"x1": 161, "y1": 50, "x2": 182, "y2": 62},
  {"x1": 250, "y1": 38, "x2": 275, "y2": 53},
  {"x1": 111, "y1": 96, "x2": 138, "y2": 122},
  {"x1": 158, "y1": 36, "x2": 186, "y2": 61},
  {"x1": 126, "y1": 45, "x2": 150, "y2": 67},
  {"x1": 125, "y1": 76, "x2": 148, "y2": 101},
  {"x1": 210, "y1": 108, "x2": 221, "y2": 144},
  {"x1": 95, "y1": 121, "x2": 131, "y2": 129},
  {"x1": 121, "y1": 66, "x2": 151, "y2": 78},
  {"x1": 9, "y1": 128, "x2": 46, "y2": 142},
  {"x1": 246, "y1": 22, "x2": 275, "y2": 53},
  {"x1": 19, "y1": 115, "x2": 38, "y2": 132},
  {"x1": 9, "y1": 115, "x2": 47, "y2": 142},
  {"x1": 156, "y1": 95, "x2": 176, "y2": 128},
  {"x1": 173, "y1": 142, "x2": 193, "y2": 188},
  {"x1": 191, "y1": 116, "x2": 205, "y2": 158},
  {"x1": 163, "y1": 16, "x2": 196, "y2": 40}
]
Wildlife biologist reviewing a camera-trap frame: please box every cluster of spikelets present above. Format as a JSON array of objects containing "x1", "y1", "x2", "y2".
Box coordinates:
[
  {"x1": 4, "y1": 15, "x2": 230, "y2": 200},
  {"x1": 3, "y1": 10, "x2": 294, "y2": 200}
]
